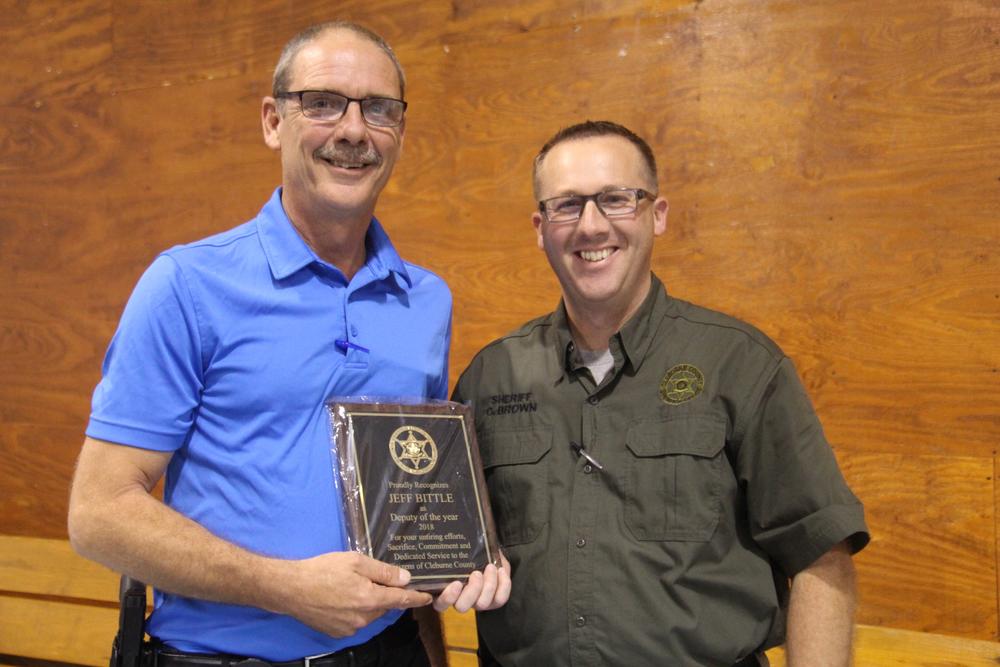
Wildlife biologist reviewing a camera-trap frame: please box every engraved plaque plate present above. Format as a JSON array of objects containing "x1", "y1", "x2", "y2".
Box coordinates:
[{"x1": 328, "y1": 400, "x2": 499, "y2": 592}]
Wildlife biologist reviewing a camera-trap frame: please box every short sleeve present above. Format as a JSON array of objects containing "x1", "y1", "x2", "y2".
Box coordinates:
[
  {"x1": 739, "y1": 357, "x2": 869, "y2": 576},
  {"x1": 86, "y1": 254, "x2": 205, "y2": 451},
  {"x1": 429, "y1": 311, "x2": 452, "y2": 400}
]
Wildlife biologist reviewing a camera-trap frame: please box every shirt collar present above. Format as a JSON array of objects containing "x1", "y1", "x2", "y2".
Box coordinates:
[
  {"x1": 551, "y1": 301, "x2": 576, "y2": 383},
  {"x1": 550, "y1": 273, "x2": 669, "y2": 381},
  {"x1": 256, "y1": 187, "x2": 412, "y2": 288},
  {"x1": 362, "y1": 211, "x2": 412, "y2": 289},
  {"x1": 617, "y1": 273, "x2": 669, "y2": 374}
]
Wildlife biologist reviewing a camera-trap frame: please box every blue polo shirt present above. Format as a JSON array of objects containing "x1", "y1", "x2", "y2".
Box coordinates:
[{"x1": 87, "y1": 188, "x2": 451, "y2": 659}]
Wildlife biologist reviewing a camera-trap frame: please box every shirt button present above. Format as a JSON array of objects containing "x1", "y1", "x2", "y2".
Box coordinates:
[
  {"x1": 576, "y1": 538, "x2": 586, "y2": 548},
  {"x1": 583, "y1": 464, "x2": 593, "y2": 474},
  {"x1": 350, "y1": 325, "x2": 359, "y2": 337},
  {"x1": 575, "y1": 616, "x2": 586, "y2": 627},
  {"x1": 587, "y1": 396, "x2": 599, "y2": 405}
]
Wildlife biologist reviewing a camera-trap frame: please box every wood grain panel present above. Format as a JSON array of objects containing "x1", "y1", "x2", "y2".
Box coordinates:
[
  {"x1": 108, "y1": 0, "x2": 451, "y2": 93},
  {"x1": 0, "y1": 0, "x2": 112, "y2": 102},
  {"x1": 845, "y1": 452, "x2": 996, "y2": 637},
  {"x1": 0, "y1": 426, "x2": 86, "y2": 538},
  {"x1": 98, "y1": 75, "x2": 278, "y2": 249},
  {"x1": 104, "y1": 0, "x2": 707, "y2": 94},
  {"x1": 0, "y1": 536, "x2": 118, "y2": 601},
  {"x1": 0, "y1": 596, "x2": 114, "y2": 665}
]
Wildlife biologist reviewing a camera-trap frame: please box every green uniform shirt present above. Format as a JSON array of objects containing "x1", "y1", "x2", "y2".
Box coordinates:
[{"x1": 452, "y1": 275, "x2": 869, "y2": 667}]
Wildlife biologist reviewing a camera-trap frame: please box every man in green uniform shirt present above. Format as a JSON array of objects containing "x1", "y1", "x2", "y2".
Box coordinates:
[{"x1": 452, "y1": 120, "x2": 869, "y2": 666}]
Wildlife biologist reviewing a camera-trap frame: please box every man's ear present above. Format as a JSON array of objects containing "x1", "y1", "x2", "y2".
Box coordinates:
[
  {"x1": 652, "y1": 196, "x2": 669, "y2": 237},
  {"x1": 261, "y1": 97, "x2": 282, "y2": 151},
  {"x1": 532, "y1": 211, "x2": 546, "y2": 251}
]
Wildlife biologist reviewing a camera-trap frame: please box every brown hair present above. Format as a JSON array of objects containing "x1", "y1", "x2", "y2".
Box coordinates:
[{"x1": 532, "y1": 120, "x2": 657, "y2": 198}]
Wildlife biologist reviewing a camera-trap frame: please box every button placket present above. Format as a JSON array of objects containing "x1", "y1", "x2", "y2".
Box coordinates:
[{"x1": 568, "y1": 397, "x2": 599, "y2": 659}]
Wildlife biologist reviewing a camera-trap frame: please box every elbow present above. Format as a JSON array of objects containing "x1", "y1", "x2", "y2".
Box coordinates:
[
  {"x1": 67, "y1": 436, "x2": 161, "y2": 565},
  {"x1": 67, "y1": 487, "x2": 106, "y2": 560},
  {"x1": 67, "y1": 496, "x2": 92, "y2": 556}
]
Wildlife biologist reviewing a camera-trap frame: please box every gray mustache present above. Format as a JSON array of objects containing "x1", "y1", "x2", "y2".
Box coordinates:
[{"x1": 316, "y1": 144, "x2": 381, "y2": 166}]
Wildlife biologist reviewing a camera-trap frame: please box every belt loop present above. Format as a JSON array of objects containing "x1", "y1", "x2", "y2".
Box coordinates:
[{"x1": 303, "y1": 651, "x2": 339, "y2": 667}]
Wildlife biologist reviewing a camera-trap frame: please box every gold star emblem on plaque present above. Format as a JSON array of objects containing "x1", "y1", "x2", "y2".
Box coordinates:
[{"x1": 389, "y1": 425, "x2": 439, "y2": 475}]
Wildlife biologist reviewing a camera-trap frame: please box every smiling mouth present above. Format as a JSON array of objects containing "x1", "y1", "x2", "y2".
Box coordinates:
[
  {"x1": 321, "y1": 158, "x2": 373, "y2": 170},
  {"x1": 578, "y1": 248, "x2": 614, "y2": 262},
  {"x1": 316, "y1": 143, "x2": 381, "y2": 171}
]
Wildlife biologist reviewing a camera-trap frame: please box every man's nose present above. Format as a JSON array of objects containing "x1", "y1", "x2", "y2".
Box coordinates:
[
  {"x1": 576, "y1": 199, "x2": 611, "y2": 235},
  {"x1": 335, "y1": 100, "x2": 368, "y2": 143}
]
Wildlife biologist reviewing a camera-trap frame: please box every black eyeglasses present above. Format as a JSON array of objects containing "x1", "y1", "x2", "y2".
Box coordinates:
[
  {"x1": 539, "y1": 188, "x2": 655, "y2": 224},
  {"x1": 275, "y1": 90, "x2": 407, "y2": 127}
]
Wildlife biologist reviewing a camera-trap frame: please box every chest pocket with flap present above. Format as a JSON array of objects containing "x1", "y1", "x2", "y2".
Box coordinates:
[
  {"x1": 624, "y1": 415, "x2": 727, "y2": 542},
  {"x1": 479, "y1": 427, "x2": 552, "y2": 547}
]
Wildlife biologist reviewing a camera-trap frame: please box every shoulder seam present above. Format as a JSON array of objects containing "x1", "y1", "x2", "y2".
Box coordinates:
[
  {"x1": 666, "y1": 311, "x2": 783, "y2": 362},
  {"x1": 153, "y1": 254, "x2": 208, "y2": 374},
  {"x1": 164, "y1": 225, "x2": 259, "y2": 255},
  {"x1": 465, "y1": 317, "x2": 553, "y2": 365}
]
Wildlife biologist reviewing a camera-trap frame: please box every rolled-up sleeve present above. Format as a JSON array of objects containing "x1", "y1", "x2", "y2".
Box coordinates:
[{"x1": 739, "y1": 357, "x2": 869, "y2": 576}]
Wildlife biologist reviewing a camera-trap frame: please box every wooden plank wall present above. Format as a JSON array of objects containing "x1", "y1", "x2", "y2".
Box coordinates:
[{"x1": 1, "y1": 0, "x2": 997, "y2": 644}]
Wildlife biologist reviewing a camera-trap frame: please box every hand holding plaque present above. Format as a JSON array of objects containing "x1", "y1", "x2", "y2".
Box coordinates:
[{"x1": 328, "y1": 399, "x2": 500, "y2": 592}]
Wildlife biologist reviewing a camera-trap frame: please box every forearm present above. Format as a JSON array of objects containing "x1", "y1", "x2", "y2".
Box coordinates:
[
  {"x1": 68, "y1": 438, "x2": 292, "y2": 614},
  {"x1": 69, "y1": 482, "x2": 288, "y2": 612},
  {"x1": 69, "y1": 437, "x2": 432, "y2": 638},
  {"x1": 784, "y1": 541, "x2": 857, "y2": 667}
]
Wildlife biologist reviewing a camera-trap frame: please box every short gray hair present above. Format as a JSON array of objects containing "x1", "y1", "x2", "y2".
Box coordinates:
[{"x1": 271, "y1": 21, "x2": 406, "y2": 99}]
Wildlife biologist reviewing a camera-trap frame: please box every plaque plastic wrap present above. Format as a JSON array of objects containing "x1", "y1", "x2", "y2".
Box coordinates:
[{"x1": 328, "y1": 399, "x2": 500, "y2": 592}]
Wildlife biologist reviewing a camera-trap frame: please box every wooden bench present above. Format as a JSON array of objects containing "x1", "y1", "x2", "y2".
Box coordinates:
[
  {"x1": 2, "y1": 535, "x2": 998, "y2": 666},
  {"x1": 0, "y1": 535, "x2": 120, "y2": 663},
  {"x1": 440, "y1": 610, "x2": 1000, "y2": 667}
]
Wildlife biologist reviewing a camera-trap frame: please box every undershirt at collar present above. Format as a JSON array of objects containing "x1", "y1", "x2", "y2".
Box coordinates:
[{"x1": 574, "y1": 344, "x2": 615, "y2": 384}]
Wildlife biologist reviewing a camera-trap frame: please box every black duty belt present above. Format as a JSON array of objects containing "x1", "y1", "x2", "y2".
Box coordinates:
[{"x1": 149, "y1": 611, "x2": 419, "y2": 667}]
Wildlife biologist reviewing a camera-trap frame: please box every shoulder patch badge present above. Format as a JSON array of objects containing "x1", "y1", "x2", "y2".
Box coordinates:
[{"x1": 659, "y1": 364, "x2": 705, "y2": 405}]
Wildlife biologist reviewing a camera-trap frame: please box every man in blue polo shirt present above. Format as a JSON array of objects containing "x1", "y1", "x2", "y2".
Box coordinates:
[{"x1": 68, "y1": 21, "x2": 509, "y2": 666}]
